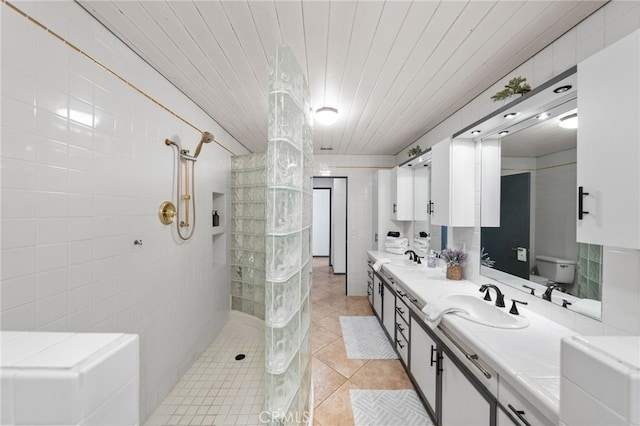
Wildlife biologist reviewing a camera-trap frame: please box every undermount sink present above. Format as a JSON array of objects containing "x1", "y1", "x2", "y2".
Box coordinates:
[
  {"x1": 445, "y1": 294, "x2": 529, "y2": 329},
  {"x1": 389, "y1": 259, "x2": 424, "y2": 268}
]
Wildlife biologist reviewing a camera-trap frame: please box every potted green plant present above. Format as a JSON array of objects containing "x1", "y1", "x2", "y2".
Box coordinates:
[
  {"x1": 407, "y1": 145, "x2": 422, "y2": 157},
  {"x1": 441, "y1": 247, "x2": 469, "y2": 280},
  {"x1": 491, "y1": 76, "x2": 532, "y2": 102}
]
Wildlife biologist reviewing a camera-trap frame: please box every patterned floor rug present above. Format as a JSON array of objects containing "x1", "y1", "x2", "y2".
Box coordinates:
[
  {"x1": 350, "y1": 389, "x2": 433, "y2": 426},
  {"x1": 339, "y1": 316, "x2": 397, "y2": 359}
]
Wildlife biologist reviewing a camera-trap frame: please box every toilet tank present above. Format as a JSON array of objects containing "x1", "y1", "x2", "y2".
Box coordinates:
[{"x1": 535, "y1": 255, "x2": 576, "y2": 284}]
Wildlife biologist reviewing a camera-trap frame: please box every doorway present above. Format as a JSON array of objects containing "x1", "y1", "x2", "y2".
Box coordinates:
[{"x1": 313, "y1": 177, "x2": 348, "y2": 293}]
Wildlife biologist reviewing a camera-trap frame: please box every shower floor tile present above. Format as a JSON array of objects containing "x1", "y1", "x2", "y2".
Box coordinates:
[{"x1": 145, "y1": 319, "x2": 264, "y2": 426}]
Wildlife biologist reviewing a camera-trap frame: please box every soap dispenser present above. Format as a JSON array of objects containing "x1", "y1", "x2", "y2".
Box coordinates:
[{"x1": 212, "y1": 210, "x2": 220, "y2": 227}]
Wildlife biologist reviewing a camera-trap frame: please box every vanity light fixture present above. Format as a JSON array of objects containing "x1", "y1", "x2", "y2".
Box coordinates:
[
  {"x1": 498, "y1": 130, "x2": 509, "y2": 136},
  {"x1": 315, "y1": 107, "x2": 339, "y2": 125},
  {"x1": 553, "y1": 85, "x2": 572, "y2": 94},
  {"x1": 559, "y1": 113, "x2": 578, "y2": 129},
  {"x1": 471, "y1": 130, "x2": 481, "y2": 136},
  {"x1": 537, "y1": 112, "x2": 550, "y2": 120},
  {"x1": 503, "y1": 112, "x2": 518, "y2": 119}
]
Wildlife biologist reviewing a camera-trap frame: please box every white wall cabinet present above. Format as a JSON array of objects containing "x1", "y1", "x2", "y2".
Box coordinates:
[
  {"x1": 390, "y1": 166, "x2": 414, "y2": 221},
  {"x1": 441, "y1": 351, "x2": 491, "y2": 426},
  {"x1": 373, "y1": 170, "x2": 404, "y2": 250},
  {"x1": 577, "y1": 29, "x2": 640, "y2": 249},
  {"x1": 414, "y1": 166, "x2": 431, "y2": 222},
  {"x1": 431, "y1": 137, "x2": 475, "y2": 227}
]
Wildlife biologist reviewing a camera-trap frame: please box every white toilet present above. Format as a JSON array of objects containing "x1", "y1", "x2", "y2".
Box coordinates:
[{"x1": 531, "y1": 255, "x2": 576, "y2": 286}]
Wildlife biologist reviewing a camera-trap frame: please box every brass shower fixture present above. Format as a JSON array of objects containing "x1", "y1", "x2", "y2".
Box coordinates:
[{"x1": 160, "y1": 131, "x2": 215, "y2": 240}]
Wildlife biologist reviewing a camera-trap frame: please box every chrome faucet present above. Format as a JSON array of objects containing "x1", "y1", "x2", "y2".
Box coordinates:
[
  {"x1": 542, "y1": 284, "x2": 561, "y2": 301},
  {"x1": 479, "y1": 284, "x2": 505, "y2": 308}
]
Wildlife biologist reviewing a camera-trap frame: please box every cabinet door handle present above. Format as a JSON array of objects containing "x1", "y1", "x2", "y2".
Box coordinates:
[
  {"x1": 396, "y1": 322, "x2": 405, "y2": 333},
  {"x1": 508, "y1": 404, "x2": 532, "y2": 426},
  {"x1": 436, "y1": 352, "x2": 444, "y2": 374},
  {"x1": 396, "y1": 339, "x2": 405, "y2": 349},
  {"x1": 393, "y1": 203, "x2": 397, "y2": 213},
  {"x1": 427, "y1": 200, "x2": 434, "y2": 215},
  {"x1": 578, "y1": 186, "x2": 590, "y2": 220},
  {"x1": 395, "y1": 306, "x2": 405, "y2": 315},
  {"x1": 430, "y1": 345, "x2": 437, "y2": 367},
  {"x1": 378, "y1": 283, "x2": 382, "y2": 295},
  {"x1": 397, "y1": 290, "x2": 406, "y2": 297}
]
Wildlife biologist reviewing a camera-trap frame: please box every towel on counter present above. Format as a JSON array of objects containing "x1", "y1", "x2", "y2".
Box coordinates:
[
  {"x1": 422, "y1": 298, "x2": 469, "y2": 329},
  {"x1": 385, "y1": 238, "x2": 409, "y2": 248},
  {"x1": 372, "y1": 258, "x2": 392, "y2": 272},
  {"x1": 385, "y1": 247, "x2": 406, "y2": 255}
]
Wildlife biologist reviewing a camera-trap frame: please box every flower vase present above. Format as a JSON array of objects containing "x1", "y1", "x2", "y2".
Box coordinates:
[{"x1": 446, "y1": 265, "x2": 463, "y2": 280}]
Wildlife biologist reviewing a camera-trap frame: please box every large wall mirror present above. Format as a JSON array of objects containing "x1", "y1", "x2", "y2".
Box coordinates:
[{"x1": 461, "y1": 69, "x2": 602, "y2": 320}]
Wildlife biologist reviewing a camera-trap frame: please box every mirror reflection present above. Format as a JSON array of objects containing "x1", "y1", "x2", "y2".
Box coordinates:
[{"x1": 480, "y1": 94, "x2": 602, "y2": 319}]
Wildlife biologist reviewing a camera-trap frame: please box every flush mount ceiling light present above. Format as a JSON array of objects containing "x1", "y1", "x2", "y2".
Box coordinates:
[
  {"x1": 315, "y1": 107, "x2": 339, "y2": 125},
  {"x1": 559, "y1": 113, "x2": 578, "y2": 129},
  {"x1": 554, "y1": 85, "x2": 572, "y2": 94},
  {"x1": 471, "y1": 130, "x2": 481, "y2": 136},
  {"x1": 498, "y1": 130, "x2": 509, "y2": 136},
  {"x1": 503, "y1": 112, "x2": 518, "y2": 119},
  {"x1": 537, "y1": 112, "x2": 550, "y2": 120}
]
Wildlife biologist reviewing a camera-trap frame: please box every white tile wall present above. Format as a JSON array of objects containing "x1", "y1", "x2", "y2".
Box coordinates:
[
  {"x1": 1, "y1": 1, "x2": 249, "y2": 422},
  {"x1": 313, "y1": 154, "x2": 396, "y2": 296},
  {"x1": 397, "y1": 2, "x2": 640, "y2": 336}
]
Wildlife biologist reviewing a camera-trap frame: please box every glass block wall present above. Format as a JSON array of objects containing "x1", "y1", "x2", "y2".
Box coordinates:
[
  {"x1": 264, "y1": 45, "x2": 313, "y2": 424},
  {"x1": 577, "y1": 243, "x2": 603, "y2": 300},
  {"x1": 230, "y1": 153, "x2": 267, "y2": 320}
]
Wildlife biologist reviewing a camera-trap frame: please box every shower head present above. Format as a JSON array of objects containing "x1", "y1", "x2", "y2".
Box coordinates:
[{"x1": 194, "y1": 131, "x2": 214, "y2": 158}]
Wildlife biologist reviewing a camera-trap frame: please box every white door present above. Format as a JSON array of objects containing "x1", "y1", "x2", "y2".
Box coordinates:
[{"x1": 312, "y1": 189, "x2": 330, "y2": 256}]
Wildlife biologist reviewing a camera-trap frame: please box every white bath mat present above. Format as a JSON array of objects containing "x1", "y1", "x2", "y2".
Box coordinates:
[
  {"x1": 350, "y1": 389, "x2": 432, "y2": 426},
  {"x1": 339, "y1": 316, "x2": 397, "y2": 359}
]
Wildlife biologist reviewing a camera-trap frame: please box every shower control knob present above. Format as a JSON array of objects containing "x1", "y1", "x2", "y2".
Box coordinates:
[{"x1": 134, "y1": 240, "x2": 143, "y2": 246}]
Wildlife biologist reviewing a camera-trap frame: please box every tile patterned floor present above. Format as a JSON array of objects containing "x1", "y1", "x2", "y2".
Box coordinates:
[
  {"x1": 145, "y1": 257, "x2": 416, "y2": 425},
  {"x1": 311, "y1": 257, "x2": 415, "y2": 426},
  {"x1": 144, "y1": 318, "x2": 265, "y2": 426}
]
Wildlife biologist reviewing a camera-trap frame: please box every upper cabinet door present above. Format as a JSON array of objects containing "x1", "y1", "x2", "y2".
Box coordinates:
[
  {"x1": 431, "y1": 137, "x2": 475, "y2": 226},
  {"x1": 577, "y1": 29, "x2": 640, "y2": 249},
  {"x1": 390, "y1": 166, "x2": 414, "y2": 221},
  {"x1": 414, "y1": 166, "x2": 431, "y2": 222}
]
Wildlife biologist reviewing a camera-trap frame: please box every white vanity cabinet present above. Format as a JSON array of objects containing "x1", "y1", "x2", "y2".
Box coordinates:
[
  {"x1": 382, "y1": 283, "x2": 396, "y2": 340},
  {"x1": 431, "y1": 137, "x2": 475, "y2": 227},
  {"x1": 410, "y1": 321, "x2": 439, "y2": 419},
  {"x1": 390, "y1": 166, "x2": 414, "y2": 221},
  {"x1": 577, "y1": 29, "x2": 640, "y2": 249},
  {"x1": 497, "y1": 379, "x2": 551, "y2": 426},
  {"x1": 441, "y1": 351, "x2": 492, "y2": 426},
  {"x1": 372, "y1": 274, "x2": 383, "y2": 320}
]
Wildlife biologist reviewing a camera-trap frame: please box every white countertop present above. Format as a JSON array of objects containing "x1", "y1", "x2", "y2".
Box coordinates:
[{"x1": 368, "y1": 250, "x2": 578, "y2": 423}]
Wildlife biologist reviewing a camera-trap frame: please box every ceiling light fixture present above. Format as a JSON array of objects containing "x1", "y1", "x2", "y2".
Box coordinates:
[
  {"x1": 559, "y1": 113, "x2": 578, "y2": 129},
  {"x1": 553, "y1": 85, "x2": 572, "y2": 94},
  {"x1": 471, "y1": 130, "x2": 481, "y2": 136},
  {"x1": 315, "y1": 107, "x2": 339, "y2": 125},
  {"x1": 504, "y1": 112, "x2": 518, "y2": 119},
  {"x1": 498, "y1": 130, "x2": 509, "y2": 136},
  {"x1": 537, "y1": 112, "x2": 550, "y2": 120}
]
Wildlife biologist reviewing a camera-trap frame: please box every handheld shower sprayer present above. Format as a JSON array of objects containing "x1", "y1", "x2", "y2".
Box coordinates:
[
  {"x1": 194, "y1": 131, "x2": 214, "y2": 158},
  {"x1": 161, "y1": 130, "x2": 215, "y2": 241}
]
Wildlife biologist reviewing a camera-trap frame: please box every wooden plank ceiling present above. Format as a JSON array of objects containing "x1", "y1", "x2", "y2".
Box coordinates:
[{"x1": 78, "y1": 1, "x2": 605, "y2": 155}]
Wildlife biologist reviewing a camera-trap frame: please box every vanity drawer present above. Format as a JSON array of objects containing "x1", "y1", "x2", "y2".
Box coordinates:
[
  {"x1": 395, "y1": 296, "x2": 410, "y2": 325},
  {"x1": 395, "y1": 329, "x2": 408, "y2": 364},
  {"x1": 498, "y1": 379, "x2": 551, "y2": 426}
]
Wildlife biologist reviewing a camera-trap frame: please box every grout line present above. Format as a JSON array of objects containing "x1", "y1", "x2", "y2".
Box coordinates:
[{"x1": 1, "y1": 0, "x2": 237, "y2": 156}]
